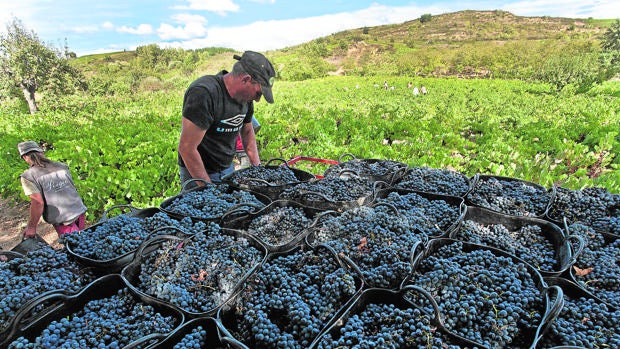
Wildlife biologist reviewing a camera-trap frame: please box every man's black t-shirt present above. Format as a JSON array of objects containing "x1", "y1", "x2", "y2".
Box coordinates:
[{"x1": 179, "y1": 71, "x2": 254, "y2": 173}]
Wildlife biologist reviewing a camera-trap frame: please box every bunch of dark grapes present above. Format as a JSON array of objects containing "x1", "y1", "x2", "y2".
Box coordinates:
[
  {"x1": 314, "y1": 302, "x2": 463, "y2": 349},
  {"x1": 245, "y1": 206, "x2": 313, "y2": 247},
  {"x1": 310, "y1": 205, "x2": 426, "y2": 288},
  {"x1": 0, "y1": 247, "x2": 96, "y2": 333},
  {"x1": 571, "y1": 234, "x2": 620, "y2": 309},
  {"x1": 406, "y1": 241, "x2": 544, "y2": 348},
  {"x1": 466, "y1": 177, "x2": 551, "y2": 217},
  {"x1": 546, "y1": 186, "x2": 620, "y2": 227},
  {"x1": 455, "y1": 220, "x2": 557, "y2": 272},
  {"x1": 163, "y1": 184, "x2": 266, "y2": 220},
  {"x1": 65, "y1": 215, "x2": 153, "y2": 261},
  {"x1": 228, "y1": 165, "x2": 300, "y2": 186},
  {"x1": 590, "y1": 216, "x2": 620, "y2": 236},
  {"x1": 172, "y1": 324, "x2": 209, "y2": 349},
  {"x1": 227, "y1": 247, "x2": 359, "y2": 349},
  {"x1": 394, "y1": 167, "x2": 471, "y2": 197},
  {"x1": 539, "y1": 295, "x2": 620, "y2": 348},
  {"x1": 141, "y1": 211, "x2": 208, "y2": 235},
  {"x1": 65, "y1": 212, "x2": 206, "y2": 262},
  {"x1": 567, "y1": 222, "x2": 607, "y2": 252},
  {"x1": 279, "y1": 175, "x2": 375, "y2": 203},
  {"x1": 323, "y1": 159, "x2": 407, "y2": 182},
  {"x1": 375, "y1": 191, "x2": 462, "y2": 237},
  {"x1": 136, "y1": 226, "x2": 264, "y2": 314},
  {"x1": 7, "y1": 287, "x2": 178, "y2": 349}
]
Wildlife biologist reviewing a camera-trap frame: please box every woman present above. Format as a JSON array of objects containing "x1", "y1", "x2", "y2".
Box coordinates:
[{"x1": 18, "y1": 141, "x2": 87, "y2": 241}]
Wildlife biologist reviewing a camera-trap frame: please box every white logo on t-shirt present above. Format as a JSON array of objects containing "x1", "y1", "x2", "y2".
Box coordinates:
[{"x1": 221, "y1": 114, "x2": 246, "y2": 127}]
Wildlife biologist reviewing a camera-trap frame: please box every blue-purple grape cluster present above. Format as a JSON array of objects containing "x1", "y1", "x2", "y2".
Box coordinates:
[
  {"x1": 65, "y1": 215, "x2": 150, "y2": 261},
  {"x1": 135, "y1": 226, "x2": 264, "y2": 314},
  {"x1": 245, "y1": 206, "x2": 313, "y2": 247},
  {"x1": 227, "y1": 165, "x2": 300, "y2": 186},
  {"x1": 162, "y1": 184, "x2": 266, "y2": 220},
  {"x1": 314, "y1": 301, "x2": 462, "y2": 349},
  {"x1": 546, "y1": 186, "x2": 620, "y2": 227},
  {"x1": 141, "y1": 211, "x2": 208, "y2": 236},
  {"x1": 279, "y1": 175, "x2": 375, "y2": 203},
  {"x1": 467, "y1": 177, "x2": 551, "y2": 217},
  {"x1": 172, "y1": 325, "x2": 209, "y2": 349},
  {"x1": 394, "y1": 167, "x2": 471, "y2": 197},
  {"x1": 455, "y1": 220, "x2": 558, "y2": 272},
  {"x1": 591, "y1": 216, "x2": 620, "y2": 235},
  {"x1": 227, "y1": 247, "x2": 359, "y2": 349},
  {"x1": 406, "y1": 240, "x2": 544, "y2": 348},
  {"x1": 66, "y1": 211, "x2": 207, "y2": 262},
  {"x1": 310, "y1": 205, "x2": 426, "y2": 288},
  {"x1": 0, "y1": 247, "x2": 96, "y2": 332},
  {"x1": 539, "y1": 295, "x2": 620, "y2": 348},
  {"x1": 375, "y1": 191, "x2": 462, "y2": 237},
  {"x1": 569, "y1": 229, "x2": 619, "y2": 309},
  {"x1": 323, "y1": 159, "x2": 407, "y2": 183},
  {"x1": 7, "y1": 287, "x2": 178, "y2": 349}
]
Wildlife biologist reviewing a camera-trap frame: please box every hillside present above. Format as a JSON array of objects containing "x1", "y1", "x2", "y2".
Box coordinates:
[
  {"x1": 317, "y1": 10, "x2": 608, "y2": 72},
  {"x1": 73, "y1": 10, "x2": 613, "y2": 81}
]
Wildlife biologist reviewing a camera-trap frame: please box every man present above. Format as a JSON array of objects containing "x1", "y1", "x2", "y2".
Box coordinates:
[
  {"x1": 18, "y1": 141, "x2": 87, "y2": 241},
  {"x1": 178, "y1": 51, "x2": 275, "y2": 187}
]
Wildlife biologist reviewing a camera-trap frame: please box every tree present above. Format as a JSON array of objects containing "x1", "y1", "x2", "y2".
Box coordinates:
[
  {"x1": 420, "y1": 14, "x2": 432, "y2": 23},
  {"x1": 0, "y1": 17, "x2": 85, "y2": 114},
  {"x1": 601, "y1": 19, "x2": 620, "y2": 51},
  {"x1": 601, "y1": 19, "x2": 620, "y2": 70}
]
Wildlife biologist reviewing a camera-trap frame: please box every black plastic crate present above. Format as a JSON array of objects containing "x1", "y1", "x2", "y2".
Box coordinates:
[
  {"x1": 0, "y1": 248, "x2": 98, "y2": 343},
  {"x1": 144, "y1": 317, "x2": 248, "y2": 349},
  {"x1": 222, "y1": 158, "x2": 316, "y2": 201},
  {"x1": 65, "y1": 206, "x2": 197, "y2": 273},
  {"x1": 403, "y1": 238, "x2": 564, "y2": 349},
  {"x1": 220, "y1": 199, "x2": 335, "y2": 253},
  {"x1": 373, "y1": 187, "x2": 467, "y2": 238},
  {"x1": 217, "y1": 244, "x2": 364, "y2": 349},
  {"x1": 452, "y1": 206, "x2": 576, "y2": 276},
  {"x1": 122, "y1": 228, "x2": 268, "y2": 319},
  {"x1": 160, "y1": 182, "x2": 271, "y2": 222},
  {"x1": 278, "y1": 171, "x2": 383, "y2": 212},
  {"x1": 0, "y1": 274, "x2": 184, "y2": 349},
  {"x1": 466, "y1": 175, "x2": 555, "y2": 218},
  {"x1": 539, "y1": 277, "x2": 619, "y2": 348},
  {"x1": 304, "y1": 203, "x2": 428, "y2": 289},
  {"x1": 322, "y1": 153, "x2": 408, "y2": 185},
  {"x1": 308, "y1": 285, "x2": 481, "y2": 349},
  {"x1": 562, "y1": 229, "x2": 620, "y2": 310},
  {"x1": 392, "y1": 166, "x2": 476, "y2": 198}
]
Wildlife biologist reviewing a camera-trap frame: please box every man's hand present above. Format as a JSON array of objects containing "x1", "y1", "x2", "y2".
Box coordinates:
[{"x1": 22, "y1": 226, "x2": 37, "y2": 240}]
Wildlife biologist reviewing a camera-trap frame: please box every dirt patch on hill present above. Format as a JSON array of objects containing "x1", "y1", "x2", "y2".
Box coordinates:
[{"x1": 0, "y1": 197, "x2": 61, "y2": 250}]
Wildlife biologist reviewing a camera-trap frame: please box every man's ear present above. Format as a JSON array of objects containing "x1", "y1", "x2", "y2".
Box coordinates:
[{"x1": 241, "y1": 74, "x2": 253, "y2": 83}]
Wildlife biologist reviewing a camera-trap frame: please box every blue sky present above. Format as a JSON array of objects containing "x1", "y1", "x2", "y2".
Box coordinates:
[{"x1": 1, "y1": 0, "x2": 617, "y2": 57}]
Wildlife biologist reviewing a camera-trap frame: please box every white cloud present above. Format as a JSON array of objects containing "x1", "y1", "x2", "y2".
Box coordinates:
[
  {"x1": 170, "y1": 13, "x2": 208, "y2": 24},
  {"x1": 117, "y1": 24, "x2": 154, "y2": 35},
  {"x1": 69, "y1": 25, "x2": 99, "y2": 34},
  {"x1": 503, "y1": 0, "x2": 618, "y2": 18},
  {"x1": 174, "y1": 0, "x2": 240, "y2": 16},
  {"x1": 102, "y1": 21, "x2": 115, "y2": 30},
  {"x1": 157, "y1": 14, "x2": 208, "y2": 40}
]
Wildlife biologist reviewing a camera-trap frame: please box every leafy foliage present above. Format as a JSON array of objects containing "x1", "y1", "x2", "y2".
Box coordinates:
[
  {"x1": 420, "y1": 14, "x2": 432, "y2": 23},
  {"x1": 0, "y1": 17, "x2": 86, "y2": 113},
  {"x1": 601, "y1": 19, "x2": 620, "y2": 51}
]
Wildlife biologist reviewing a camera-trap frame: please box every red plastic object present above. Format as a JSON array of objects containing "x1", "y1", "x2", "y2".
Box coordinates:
[{"x1": 286, "y1": 156, "x2": 338, "y2": 178}]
